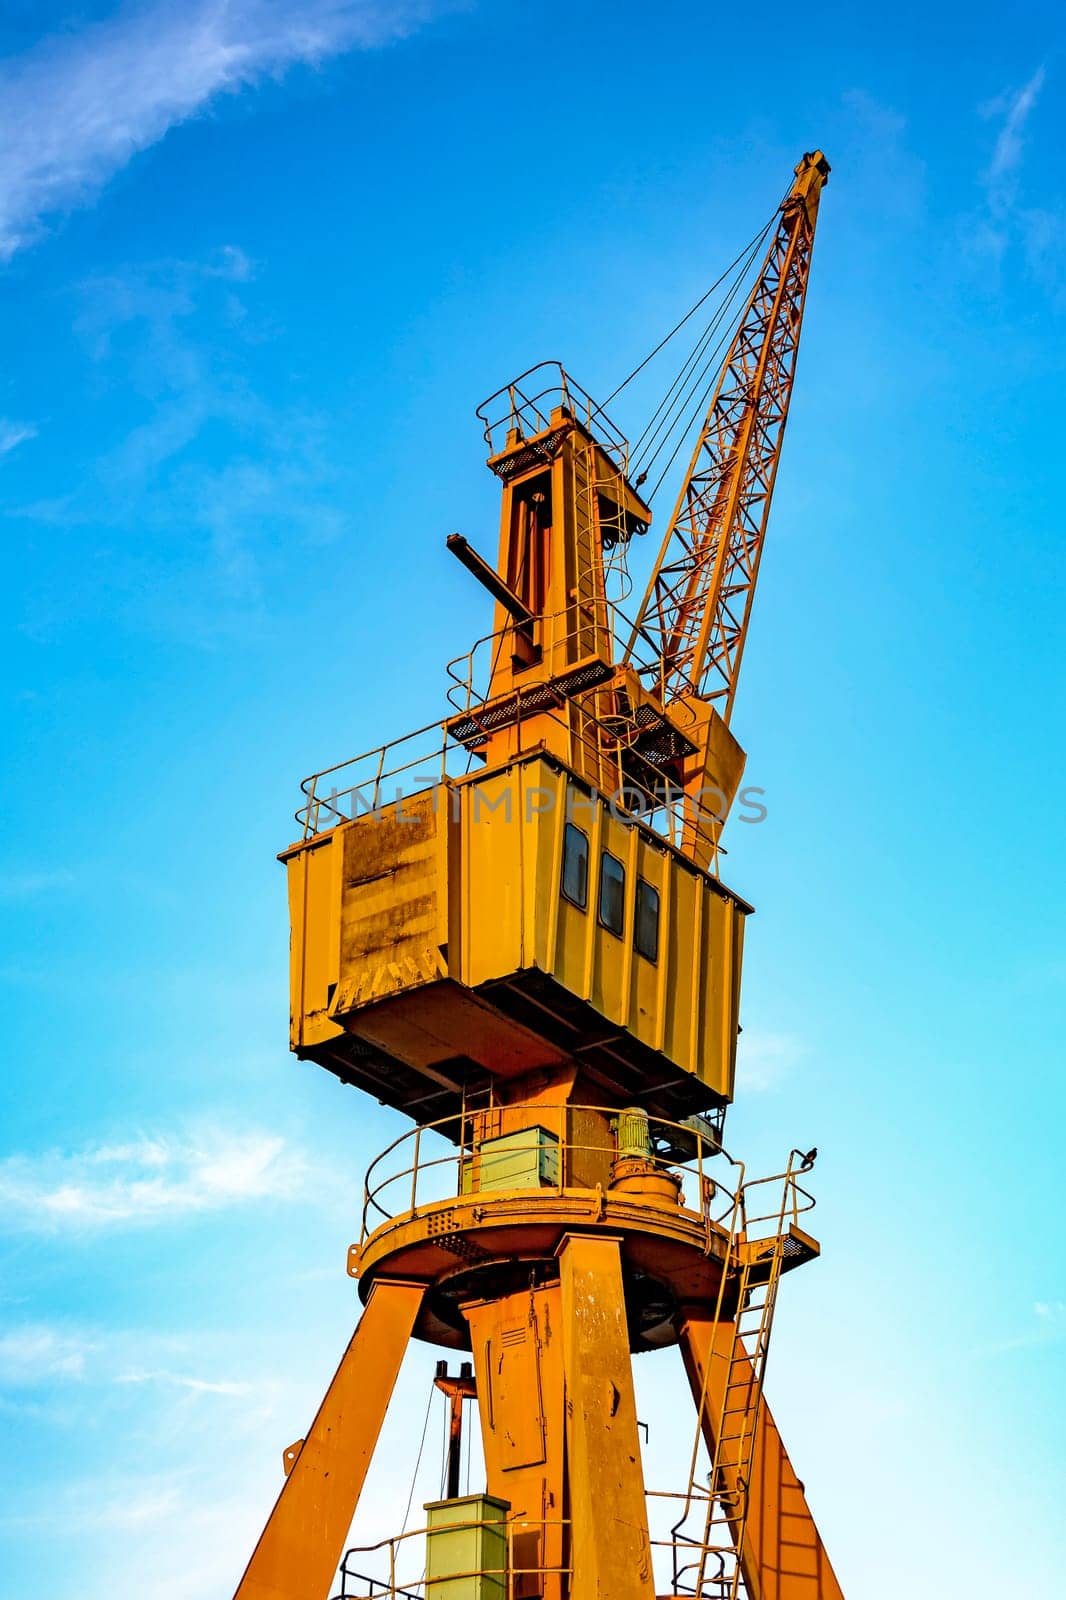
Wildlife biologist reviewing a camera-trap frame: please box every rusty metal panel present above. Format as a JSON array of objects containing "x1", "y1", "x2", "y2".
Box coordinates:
[
  {"x1": 284, "y1": 753, "x2": 744, "y2": 1112},
  {"x1": 334, "y1": 788, "x2": 447, "y2": 1011},
  {"x1": 565, "y1": 1105, "x2": 614, "y2": 1190}
]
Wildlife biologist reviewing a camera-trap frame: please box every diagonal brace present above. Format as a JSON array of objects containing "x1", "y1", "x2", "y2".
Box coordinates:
[{"x1": 233, "y1": 1278, "x2": 425, "y2": 1600}]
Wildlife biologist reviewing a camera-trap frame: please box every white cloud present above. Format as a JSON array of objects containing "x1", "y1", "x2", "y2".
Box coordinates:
[
  {"x1": 15, "y1": 249, "x2": 352, "y2": 643},
  {"x1": 981, "y1": 1300, "x2": 1066, "y2": 1356},
  {"x1": 95, "y1": 1485, "x2": 186, "y2": 1529},
  {"x1": 0, "y1": 1325, "x2": 92, "y2": 1383},
  {"x1": 0, "y1": 1473, "x2": 185, "y2": 1535},
  {"x1": 0, "y1": 1319, "x2": 270, "y2": 1406},
  {"x1": 0, "y1": 1128, "x2": 306, "y2": 1231},
  {"x1": 983, "y1": 67, "x2": 1046, "y2": 196},
  {"x1": 117, "y1": 1368, "x2": 251, "y2": 1396},
  {"x1": 841, "y1": 90, "x2": 926, "y2": 223},
  {"x1": 734, "y1": 1028, "x2": 808, "y2": 1093},
  {"x1": 0, "y1": 0, "x2": 447, "y2": 258},
  {"x1": 971, "y1": 66, "x2": 1056, "y2": 278},
  {"x1": 0, "y1": 1471, "x2": 279, "y2": 1597},
  {"x1": 0, "y1": 419, "x2": 38, "y2": 454}
]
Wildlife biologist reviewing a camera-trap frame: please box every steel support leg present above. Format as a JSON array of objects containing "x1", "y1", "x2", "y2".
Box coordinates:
[
  {"x1": 678, "y1": 1308, "x2": 844, "y2": 1600},
  {"x1": 559, "y1": 1234, "x2": 656, "y2": 1600},
  {"x1": 233, "y1": 1278, "x2": 425, "y2": 1600}
]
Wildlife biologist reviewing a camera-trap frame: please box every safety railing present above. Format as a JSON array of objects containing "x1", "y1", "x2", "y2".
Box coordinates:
[
  {"x1": 336, "y1": 1504, "x2": 757, "y2": 1600},
  {"x1": 335, "y1": 1516, "x2": 572, "y2": 1600},
  {"x1": 662, "y1": 1142, "x2": 806, "y2": 1600},
  {"x1": 332, "y1": 1429, "x2": 812, "y2": 1598},
  {"x1": 293, "y1": 696, "x2": 729, "y2": 872},
  {"x1": 340, "y1": 1126, "x2": 815, "y2": 1600},
  {"x1": 294, "y1": 717, "x2": 475, "y2": 837},
  {"x1": 357, "y1": 1105, "x2": 815, "y2": 1253},
  {"x1": 443, "y1": 598, "x2": 631, "y2": 715},
  {"x1": 475, "y1": 360, "x2": 630, "y2": 475},
  {"x1": 646, "y1": 1489, "x2": 735, "y2": 1598},
  {"x1": 335, "y1": 1492, "x2": 801, "y2": 1600}
]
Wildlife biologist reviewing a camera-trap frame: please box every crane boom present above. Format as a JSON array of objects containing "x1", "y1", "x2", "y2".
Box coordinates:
[{"x1": 627, "y1": 151, "x2": 830, "y2": 721}]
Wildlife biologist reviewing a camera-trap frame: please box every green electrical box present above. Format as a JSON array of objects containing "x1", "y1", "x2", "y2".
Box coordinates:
[
  {"x1": 425, "y1": 1494, "x2": 510, "y2": 1600},
  {"x1": 463, "y1": 1127, "x2": 561, "y2": 1194}
]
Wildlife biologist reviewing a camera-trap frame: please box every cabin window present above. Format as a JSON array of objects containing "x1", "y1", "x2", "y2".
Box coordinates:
[
  {"x1": 634, "y1": 877, "x2": 660, "y2": 963},
  {"x1": 561, "y1": 823, "x2": 589, "y2": 908},
  {"x1": 599, "y1": 851, "x2": 626, "y2": 937}
]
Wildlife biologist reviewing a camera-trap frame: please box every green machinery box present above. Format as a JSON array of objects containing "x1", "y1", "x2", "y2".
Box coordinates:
[
  {"x1": 425, "y1": 1494, "x2": 510, "y2": 1600},
  {"x1": 462, "y1": 1127, "x2": 561, "y2": 1194}
]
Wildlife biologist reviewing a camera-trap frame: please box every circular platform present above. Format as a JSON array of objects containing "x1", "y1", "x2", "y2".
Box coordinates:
[{"x1": 350, "y1": 1180, "x2": 738, "y2": 1352}]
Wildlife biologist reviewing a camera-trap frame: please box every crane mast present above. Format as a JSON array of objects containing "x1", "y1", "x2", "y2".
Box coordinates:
[
  {"x1": 629, "y1": 151, "x2": 830, "y2": 721},
  {"x1": 233, "y1": 154, "x2": 843, "y2": 1600}
]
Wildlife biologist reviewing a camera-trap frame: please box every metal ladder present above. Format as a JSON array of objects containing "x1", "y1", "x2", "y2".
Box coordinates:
[{"x1": 672, "y1": 1179, "x2": 794, "y2": 1600}]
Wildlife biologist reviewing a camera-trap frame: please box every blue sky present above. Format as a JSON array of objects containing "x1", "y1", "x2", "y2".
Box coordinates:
[{"x1": 1, "y1": 1, "x2": 1063, "y2": 1595}]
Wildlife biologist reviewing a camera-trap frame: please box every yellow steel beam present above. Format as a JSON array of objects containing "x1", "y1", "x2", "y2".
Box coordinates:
[
  {"x1": 558, "y1": 1234, "x2": 657, "y2": 1600},
  {"x1": 625, "y1": 152, "x2": 830, "y2": 725},
  {"x1": 233, "y1": 1278, "x2": 425, "y2": 1600},
  {"x1": 679, "y1": 1309, "x2": 844, "y2": 1600}
]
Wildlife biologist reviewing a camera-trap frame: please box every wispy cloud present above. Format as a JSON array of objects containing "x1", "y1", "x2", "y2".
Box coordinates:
[
  {"x1": 0, "y1": 1325, "x2": 92, "y2": 1383},
  {"x1": 971, "y1": 66, "x2": 1056, "y2": 278},
  {"x1": 987, "y1": 1299, "x2": 1066, "y2": 1354},
  {"x1": 0, "y1": 1128, "x2": 306, "y2": 1232},
  {"x1": 0, "y1": 419, "x2": 37, "y2": 455},
  {"x1": 983, "y1": 67, "x2": 1046, "y2": 202},
  {"x1": 841, "y1": 90, "x2": 926, "y2": 222},
  {"x1": 14, "y1": 248, "x2": 351, "y2": 643},
  {"x1": 0, "y1": 0, "x2": 447, "y2": 258},
  {"x1": 0, "y1": 1470, "x2": 277, "y2": 1597},
  {"x1": 735, "y1": 1028, "x2": 808, "y2": 1093},
  {"x1": 117, "y1": 1368, "x2": 251, "y2": 1396},
  {"x1": 0, "y1": 1318, "x2": 279, "y2": 1425}
]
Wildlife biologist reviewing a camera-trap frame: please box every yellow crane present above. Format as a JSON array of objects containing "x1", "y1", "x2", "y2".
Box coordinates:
[{"x1": 234, "y1": 150, "x2": 840, "y2": 1600}]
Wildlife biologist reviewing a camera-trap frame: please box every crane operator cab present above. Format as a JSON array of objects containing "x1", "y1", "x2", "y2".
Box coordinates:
[{"x1": 280, "y1": 365, "x2": 751, "y2": 1135}]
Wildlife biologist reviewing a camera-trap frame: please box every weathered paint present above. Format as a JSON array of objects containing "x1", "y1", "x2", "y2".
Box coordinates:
[{"x1": 281, "y1": 752, "x2": 747, "y2": 1118}]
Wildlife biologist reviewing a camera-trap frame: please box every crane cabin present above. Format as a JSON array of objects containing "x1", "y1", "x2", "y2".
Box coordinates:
[{"x1": 281, "y1": 367, "x2": 753, "y2": 1138}]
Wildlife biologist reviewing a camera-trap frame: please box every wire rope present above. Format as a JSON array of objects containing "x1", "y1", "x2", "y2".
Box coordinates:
[
  {"x1": 399, "y1": 1380, "x2": 436, "y2": 1537},
  {"x1": 596, "y1": 215, "x2": 776, "y2": 412}
]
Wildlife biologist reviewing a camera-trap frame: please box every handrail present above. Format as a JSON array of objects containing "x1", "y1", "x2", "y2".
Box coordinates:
[
  {"x1": 292, "y1": 701, "x2": 730, "y2": 873},
  {"x1": 357, "y1": 1104, "x2": 815, "y2": 1251},
  {"x1": 475, "y1": 360, "x2": 630, "y2": 474},
  {"x1": 335, "y1": 1135, "x2": 815, "y2": 1600},
  {"x1": 337, "y1": 1515, "x2": 573, "y2": 1600},
  {"x1": 443, "y1": 596, "x2": 659, "y2": 716}
]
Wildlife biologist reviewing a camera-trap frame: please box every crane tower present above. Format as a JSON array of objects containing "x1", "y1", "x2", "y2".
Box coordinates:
[{"x1": 234, "y1": 151, "x2": 842, "y2": 1600}]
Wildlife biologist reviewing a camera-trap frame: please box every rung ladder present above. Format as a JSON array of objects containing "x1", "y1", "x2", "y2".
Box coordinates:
[{"x1": 672, "y1": 1174, "x2": 796, "y2": 1600}]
